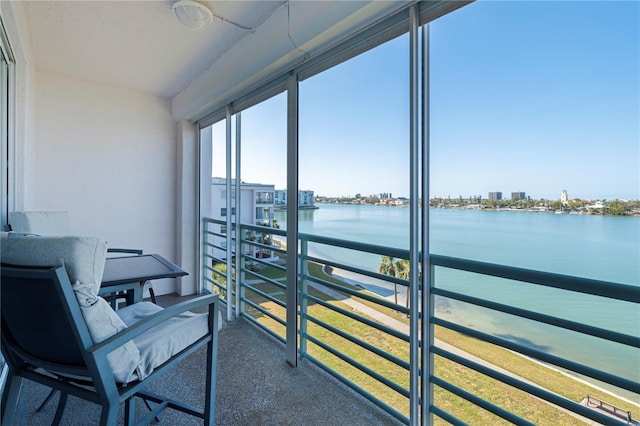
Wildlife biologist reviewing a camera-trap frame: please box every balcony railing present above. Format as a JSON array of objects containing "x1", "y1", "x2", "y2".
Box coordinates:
[{"x1": 203, "y1": 217, "x2": 639, "y2": 425}]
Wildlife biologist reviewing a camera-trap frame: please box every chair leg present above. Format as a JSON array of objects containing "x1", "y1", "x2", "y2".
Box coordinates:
[
  {"x1": 204, "y1": 307, "x2": 219, "y2": 426},
  {"x1": 36, "y1": 389, "x2": 58, "y2": 412},
  {"x1": 125, "y1": 397, "x2": 135, "y2": 426},
  {"x1": 99, "y1": 404, "x2": 119, "y2": 426},
  {"x1": 146, "y1": 281, "x2": 157, "y2": 304},
  {"x1": 1, "y1": 373, "x2": 23, "y2": 426},
  {"x1": 51, "y1": 392, "x2": 68, "y2": 426}
]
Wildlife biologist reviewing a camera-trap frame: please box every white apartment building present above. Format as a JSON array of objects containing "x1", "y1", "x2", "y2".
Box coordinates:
[
  {"x1": 274, "y1": 189, "x2": 315, "y2": 208},
  {"x1": 211, "y1": 178, "x2": 275, "y2": 260}
]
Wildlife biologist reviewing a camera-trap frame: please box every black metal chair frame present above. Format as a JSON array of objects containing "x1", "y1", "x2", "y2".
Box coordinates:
[{"x1": 1, "y1": 264, "x2": 218, "y2": 426}]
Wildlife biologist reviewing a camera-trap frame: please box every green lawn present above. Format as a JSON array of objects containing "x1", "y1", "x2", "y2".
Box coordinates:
[{"x1": 215, "y1": 260, "x2": 637, "y2": 424}]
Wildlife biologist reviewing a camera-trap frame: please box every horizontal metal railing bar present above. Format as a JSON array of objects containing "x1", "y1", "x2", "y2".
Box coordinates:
[
  {"x1": 430, "y1": 254, "x2": 640, "y2": 303},
  {"x1": 202, "y1": 275, "x2": 215, "y2": 287},
  {"x1": 243, "y1": 239, "x2": 282, "y2": 253},
  {"x1": 203, "y1": 252, "x2": 224, "y2": 262},
  {"x1": 303, "y1": 353, "x2": 409, "y2": 425},
  {"x1": 305, "y1": 292, "x2": 410, "y2": 343},
  {"x1": 303, "y1": 254, "x2": 409, "y2": 288},
  {"x1": 300, "y1": 232, "x2": 409, "y2": 259},
  {"x1": 304, "y1": 310, "x2": 410, "y2": 371},
  {"x1": 433, "y1": 288, "x2": 640, "y2": 348},
  {"x1": 242, "y1": 282, "x2": 286, "y2": 309},
  {"x1": 240, "y1": 312, "x2": 286, "y2": 345},
  {"x1": 241, "y1": 252, "x2": 287, "y2": 271},
  {"x1": 210, "y1": 243, "x2": 226, "y2": 252},
  {"x1": 303, "y1": 272, "x2": 408, "y2": 314},
  {"x1": 433, "y1": 317, "x2": 640, "y2": 394},
  {"x1": 204, "y1": 241, "x2": 226, "y2": 252},
  {"x1": 204, "y1": 258, "x2": 225, "y2": 271},
  {"x1": 241, "y1": 253, "x2": 286, "y2": 270},
  {"x1": 241, "y1": 267, "x2": 287, "y2": 291},
  {"x1": 430, "y1": 406, "x2": 465, "y2": 426},
  {"x1": 431, "y1": 376, "x2": 535, "y2": 426},
  {"x1": 432, "y1": 346, "x2": 630, "y2": 426},
  {"x1": 241, "y1": 297, "x2": 286, "y2": 327},
  {"x1": 206, "y1": 230, "x2": 226, "y2": 239},
  {"x1": 206, "y1": 278, "x2": 224, "y2": 291},
  {"x1": 304, "y1": 333, "x2": 410, "y2": 399},
  {"x1": 242, "y1": 223, "x2": 287, "y2": 237},
  {"x1": 209, "y1": 267, "x2": 226, "y2": 279}
]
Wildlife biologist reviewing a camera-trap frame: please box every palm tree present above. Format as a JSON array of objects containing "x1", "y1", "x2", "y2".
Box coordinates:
[
  {"x1": 378, "y1": 256, "x2": 397, "y2": 304},
  {"x1": 393, "y1": 259, "x2": 410, "y2": 308}
]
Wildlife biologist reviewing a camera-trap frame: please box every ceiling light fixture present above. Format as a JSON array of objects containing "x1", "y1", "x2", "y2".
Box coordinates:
[{"x1": 172, "y1": 0, "x2": 213, "y2": 31}]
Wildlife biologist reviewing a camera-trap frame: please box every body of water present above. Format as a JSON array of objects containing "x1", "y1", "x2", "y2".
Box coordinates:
[{"x1": 275, "y1": 203, "x2": 640, "y2": 402}]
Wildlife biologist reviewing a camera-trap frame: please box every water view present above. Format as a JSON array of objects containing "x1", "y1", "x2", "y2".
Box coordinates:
[{"x1": 275, "y1": 203, "x2": 640, "y2": 401}]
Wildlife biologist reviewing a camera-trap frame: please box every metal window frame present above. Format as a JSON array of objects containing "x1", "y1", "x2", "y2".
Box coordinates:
[{"x1": 194, "y1": 2, "x2": 471, "y2": 419}]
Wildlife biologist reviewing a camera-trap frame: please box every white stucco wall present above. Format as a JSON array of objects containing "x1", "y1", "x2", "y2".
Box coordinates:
[
  {"x1": 3, "y1": 2, "x2": 200, "y2": 296},
  {"x1": 33, "y1": 72, "x2": 179, "y2": 294},
  {"x1": 1, "y1": 1, "x2": 36, "y2": 213}
]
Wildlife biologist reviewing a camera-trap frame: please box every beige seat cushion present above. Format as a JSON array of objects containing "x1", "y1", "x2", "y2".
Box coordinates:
[{"x1": 117, "y1": 302, "x2": 209, "y2": 380}]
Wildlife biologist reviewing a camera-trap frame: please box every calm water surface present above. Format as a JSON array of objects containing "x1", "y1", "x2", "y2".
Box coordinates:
[{"x1": 275, "y1": 204, "x2": 640, "y2": 400}]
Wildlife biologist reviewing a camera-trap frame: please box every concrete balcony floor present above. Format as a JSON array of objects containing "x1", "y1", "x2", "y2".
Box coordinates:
[{"x1": 11, "y1": 295, "x2": 401, "y2": 425}]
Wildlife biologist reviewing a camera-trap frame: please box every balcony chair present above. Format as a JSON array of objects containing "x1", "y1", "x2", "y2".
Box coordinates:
[
  {"x1": 0, "y1": 236, "x2": 219, "y2": 425},
  {"x1": 8, "y1": 210, "x2": 156, "y2": 303}
]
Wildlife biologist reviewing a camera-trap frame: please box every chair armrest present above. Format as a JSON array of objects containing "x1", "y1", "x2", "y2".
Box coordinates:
[
  {"x1": 88, "y1": 294, "x2": 219, "y2": 358},
  {"x1": 107, "y1": 248, "x2": 143, "y2": 255}
]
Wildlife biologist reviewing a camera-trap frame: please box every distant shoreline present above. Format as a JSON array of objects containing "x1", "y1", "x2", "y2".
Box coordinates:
[{"x1": 310, "y1": 202, "x2": 640, "y2": 217}]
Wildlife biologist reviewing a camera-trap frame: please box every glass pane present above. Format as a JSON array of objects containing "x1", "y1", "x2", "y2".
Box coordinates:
[{"x1": 430, "y1": 0, "x2": 639, "y2": 409}]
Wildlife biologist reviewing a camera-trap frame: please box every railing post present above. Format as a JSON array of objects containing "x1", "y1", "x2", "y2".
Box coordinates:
[
  {"x1": 239, "y1": 228, "x2": 246, "y2": 317},
  {"x1": 224, "y1": 105, "x2": 233, "y2": 322},
  {"x1": 409, "y1": 5, "x2": 420, "y2": 425},
  {"x1": 234, "y1": 111, "x2": 242, "y2": 317},
  {"x1": 285, "y1": 71, "x2": 299, "y2": 367},
  {"x1": 421, "y1": 17, "x2": 434, "y2": 426},
  {"x1": 299, "y1": 237, "x2": 309, "y2": 358}
]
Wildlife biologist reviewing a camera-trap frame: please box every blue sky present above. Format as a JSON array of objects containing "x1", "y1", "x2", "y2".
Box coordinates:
[{"x1": 213, "y1": 0, "x2": 639, "y2": 201}]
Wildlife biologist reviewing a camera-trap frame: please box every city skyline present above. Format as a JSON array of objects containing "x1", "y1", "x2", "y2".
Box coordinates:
[{"x1": 212, "y1": 1, "x2": 639, "y2": 202}]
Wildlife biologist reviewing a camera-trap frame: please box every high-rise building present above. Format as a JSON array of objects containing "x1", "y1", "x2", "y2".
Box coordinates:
[
  {"x1": 488, "y1": 192, "x2": 502, "y2": 201},
  {"x1": 511, "y1": 192, "x2": 526, "y2": 201}
]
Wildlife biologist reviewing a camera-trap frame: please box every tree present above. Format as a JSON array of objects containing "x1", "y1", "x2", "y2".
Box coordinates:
[
  {"x1": 378, "y1": 256, "x2": 397, "y2": 304},
  {"x1": 393, "y1": 259, "x2": 410, "y2": 308},
  {"x1": 378, "y1": 256, "x2": 396, "y2": 277},
  {"x1": 608, "y1": 200, "x2": 627, "y2": 216}
]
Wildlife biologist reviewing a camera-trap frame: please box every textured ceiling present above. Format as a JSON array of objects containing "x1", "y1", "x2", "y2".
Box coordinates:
[{"x1": 23, "y1": 1, "x2": 285, "y2": 98}]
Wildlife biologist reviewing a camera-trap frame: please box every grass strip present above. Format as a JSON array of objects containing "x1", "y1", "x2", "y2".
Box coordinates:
[{"x1": 217, "y1": 258, "x2": 638, "y2": 424}]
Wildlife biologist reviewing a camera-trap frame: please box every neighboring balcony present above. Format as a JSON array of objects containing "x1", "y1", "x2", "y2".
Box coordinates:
[{"x1": 204, "y1": 218, "x2": 640, "y2": 425}]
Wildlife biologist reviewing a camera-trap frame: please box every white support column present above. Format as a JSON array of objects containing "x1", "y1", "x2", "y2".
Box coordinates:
[
  {"x1": 199, "y1": 125, "x2": 213, "y2": 295},
  {"x1": 176, "y1": 119, "x2": 198, "y2": 296}
]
